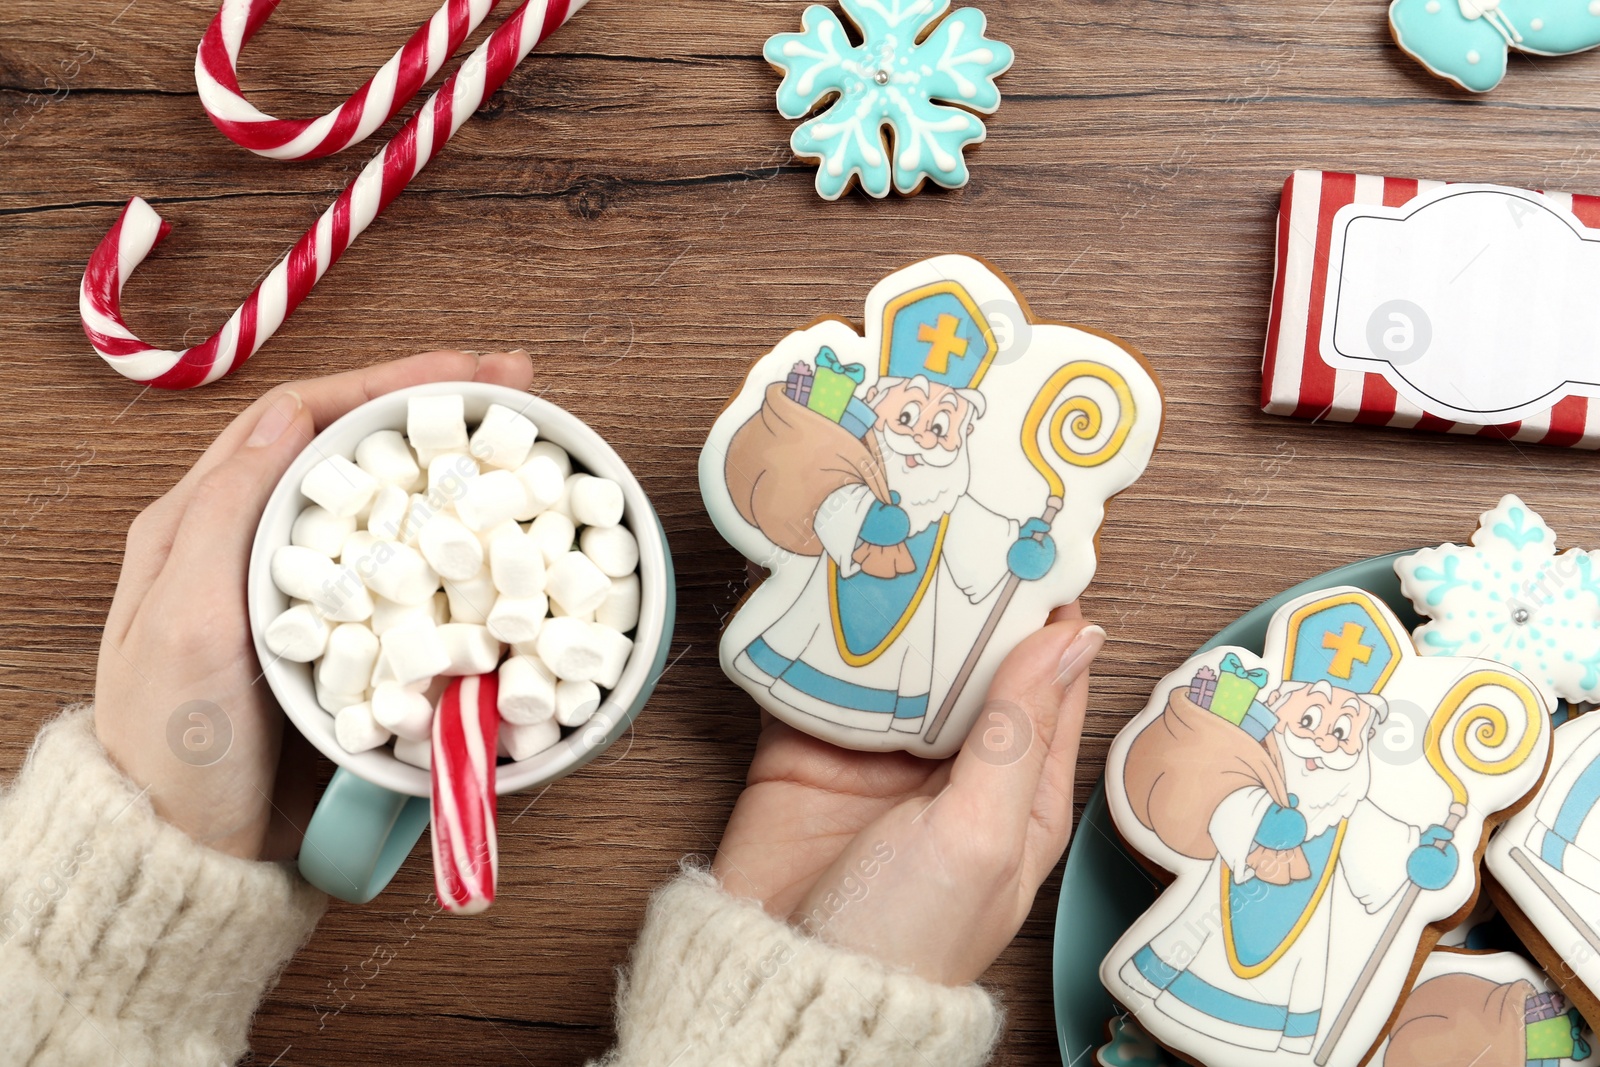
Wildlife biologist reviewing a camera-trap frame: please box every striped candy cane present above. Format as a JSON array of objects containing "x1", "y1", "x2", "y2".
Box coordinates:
[
  {"x1": 432, "y1": 674, "x2": 500, "y2": 915},
  {"x1": 197, "y1": 0, "x2": 506, "y2": 160},
  {"x1": 80, "y1": 0, "x2": 583, "y2": 390}
]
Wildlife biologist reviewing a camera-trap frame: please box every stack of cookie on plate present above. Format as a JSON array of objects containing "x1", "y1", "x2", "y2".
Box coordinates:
[{"x1": 1095, "y1": 496, "x2": 1600, "y2": 1067}]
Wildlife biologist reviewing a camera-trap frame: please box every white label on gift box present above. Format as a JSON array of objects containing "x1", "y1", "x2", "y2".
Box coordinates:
[{"x1": 1321, "y1": 183, "x2": 1600, "y2": 423}]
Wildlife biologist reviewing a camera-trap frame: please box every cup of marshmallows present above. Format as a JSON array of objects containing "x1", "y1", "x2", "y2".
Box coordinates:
[{"x1": 248, "y1": 382, "x2": 674, "y2": 904}]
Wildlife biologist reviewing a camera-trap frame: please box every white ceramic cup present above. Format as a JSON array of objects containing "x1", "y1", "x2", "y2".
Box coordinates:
[{"x1": 248, "y1": 382, "x2": 674, "y2": 902}]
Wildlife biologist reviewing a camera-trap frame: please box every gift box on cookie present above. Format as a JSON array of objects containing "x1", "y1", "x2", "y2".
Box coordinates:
[{"x1": 1262, "y1": 170, "x2": 1600, "y2": 449}]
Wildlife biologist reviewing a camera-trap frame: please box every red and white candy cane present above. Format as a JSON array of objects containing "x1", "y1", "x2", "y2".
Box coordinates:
[
  {"x1": 79, "y1": 0, "x2": 583, "y2": 390},
  {"x1": 197, "y1": 0, "x2": 505, "y2": 160},
  {"x1": 432, "y1": 674, "x2": 500, "y2": 915}
]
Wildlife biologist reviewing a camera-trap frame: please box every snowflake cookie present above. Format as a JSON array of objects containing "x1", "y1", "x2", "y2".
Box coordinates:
[
  {"x1": 763, "y1": 0, "x2": 1014, "y2": 200},
  {"x1": 1396, "y1": 494, "x2": 1600, "y2": 706}
]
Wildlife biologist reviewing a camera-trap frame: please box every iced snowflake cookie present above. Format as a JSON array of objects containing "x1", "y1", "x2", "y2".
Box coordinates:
[
  {"x1": 1390, "y1": 0, "x2": 1600, "y2": 94},
  {"x1": 763, "y1": 0, "x2": 1014, "y2": 200},
  {"x1": 698, "y1": 255, "x2": 1162, "y2": 758},
  {"x1": 1374, "y1": 949, "x2": 1593, "y2": 1066},
  {"x1": 1489, "y1": 709, "x2": 1600, "y2": 1029},
  {"x1": 1101, "y1": 586, "x2": 1550, "y2": 1067},
  {"x1": 1396, "y1": 495, "x2": 1600, "y2": 709}
]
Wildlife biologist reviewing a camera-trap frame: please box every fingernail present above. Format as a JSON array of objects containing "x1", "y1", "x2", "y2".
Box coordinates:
[
  {"x1": 1055, "y1": 625, "x2": 1106, "y2": 687},
  {"x1": 507, "y1": 348, "x2": 529, "y2": 357},
  {"x1": 247, "y1": 392, "x2": 302, "y2": 448}
]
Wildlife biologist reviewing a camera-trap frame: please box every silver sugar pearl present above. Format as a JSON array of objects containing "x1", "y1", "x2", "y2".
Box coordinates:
[
  {"x1": 1512, "y1": 607, "x2": 1531, "y2": 625},
  {"x1": 874, "y1": 70, "x2": 890, "y2": 85}
]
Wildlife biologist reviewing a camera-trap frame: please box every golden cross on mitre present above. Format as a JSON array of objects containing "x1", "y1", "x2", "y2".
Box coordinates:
[
  {"x1": 918, "y1": 313, "x2": 969, "y2": 373},
  {"x1": 1321, "y1": 621, "x2": 1374, "y2": 680}
]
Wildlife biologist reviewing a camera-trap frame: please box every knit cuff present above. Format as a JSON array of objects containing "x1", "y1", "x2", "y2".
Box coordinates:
[
  {"x1": 0, "y1": 707, "x2": 326, "y2": 1067},
  {"x1": 607, "y1": 867, "x2": 1002, "y2": 1067}
]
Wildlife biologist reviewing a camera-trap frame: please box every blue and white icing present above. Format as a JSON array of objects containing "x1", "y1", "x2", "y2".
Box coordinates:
[
  {"x1": 1397, "y1": 494, "x2": 1600, "y2": 707},
  {"x1": 763, "y1": 0, "x2": 1014, "y2": 200},
  {"x1": 1391, "y1": 0, "x2": 1600, "y2": 92}
]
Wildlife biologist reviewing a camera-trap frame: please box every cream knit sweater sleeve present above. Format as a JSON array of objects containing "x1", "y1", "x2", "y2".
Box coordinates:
[
  {"x1": 0, "y1": 708, "x2": 1001, "y2": 1066},
  {"x1": 0, "y1": 707, "x2": 326, "y2": 1067}
]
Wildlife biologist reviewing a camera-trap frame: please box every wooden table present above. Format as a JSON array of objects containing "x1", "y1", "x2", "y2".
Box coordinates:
[{"x1": 4, "y1": 1, "x2": 1599, "y2": 1062}]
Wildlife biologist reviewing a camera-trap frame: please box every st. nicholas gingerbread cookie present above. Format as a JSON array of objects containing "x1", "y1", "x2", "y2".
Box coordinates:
[
  {"x1": 699, "y1": 255, "x2": 1162, "y2": 757},
  {"x1": 1488, "y1": 707, "x2": 1600, "y2": 1026},
  {"x1": 1100, "y1": 586, "x2": 1550, "y2": 1067}
]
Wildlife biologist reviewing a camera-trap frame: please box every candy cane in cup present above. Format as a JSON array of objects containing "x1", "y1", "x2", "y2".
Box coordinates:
[
  {"x1": 79, "y1": 0, "x2": 585, "y2": 390},
  {"x1": 432, "y1": 673, "x2": 500, "y2": 914},
  {"x1": 198, "y1": 0, "x2": 508, "y2": 160}
]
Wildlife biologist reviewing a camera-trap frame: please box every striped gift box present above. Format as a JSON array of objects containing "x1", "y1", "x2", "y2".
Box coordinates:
[{"x1": 1261, "y1": 170, "x2": 1600, "y2": 449}]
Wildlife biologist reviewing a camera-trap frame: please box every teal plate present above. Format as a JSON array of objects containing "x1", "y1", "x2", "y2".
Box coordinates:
[{"x1": 1052, "y1": 551, "x2": 1425, "y2": 1065}]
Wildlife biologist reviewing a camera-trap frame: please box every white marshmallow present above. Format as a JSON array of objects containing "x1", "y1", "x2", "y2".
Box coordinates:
[
  {"x1": 370, "y1": 650, "x2": 397, "y2": 688},
  {"x1": 264, "y1": 604, "x2": 329, "y2": 662},
  {"x1": 359, "y1": 540, "x2": 439, "y2": 606},
  {"x1": 407, "y1": 394, "x2": 469, "y2": 455},
  {"x1": 371, "y1": 681, "x2": 435, "y2": 741},
  {"x1": 555, "y1": 679, "x2": 601, "y2": 727},
  {"x1": 545, "y1": 550, "x2": 611, "y2": 617},
  {"x1": 340, "y1": 529, "x2": 378, "y2": 566},
  {"x1": 525, "y1": 440, "x2": 572, "y2": 480},
  {"x1": 301, "y1": 455, "x2": 379, "y2": 519},
  {"x1": 579, "y1": 524, "x2": 639, "y2": 579},
  {"x1": 535, "y1": 616, "x2": 605, "y2": 682},
  {"x1": 418, "y1": 514, "x2": 484, "y2": 582},
  {"x1": 400, "y1": 493, "x2": 433, "y2": 546},
  {"x1": 380, "y1": 620, "x2": 453, "y2": 686},
  {"x1": 317, "y1": 623, "x2": 380, "y2": 694},
  {"x1": 595, "y1": 574, "x2": 641, "y2": 633},
  {"x1": 437, "y1": 623, "x2": 503, "y2": 676},
  {"x1": 510, "y1": 640, "x2": 540, "y2": 659},
  {"x1": 272, "y1": 545, "x2": 373, "y2": 622},
  {"x1": 549, "y1": 598, "x2": 594, "y2": 622},
  {"x1": 476, "y1": 519, "x2": 522, "y2": 551},
  {"x1": 527, "y1": 512, "x2": 576, "y2": 566},
  {"x1": 370, "y1": 595, "x2": 432, "y2": 637},
  {"x1": 366, "y1": 484, "x2": 410, "y2": 540},
  {"x1": 316, "y1": 680, "x2": 367, "y2": 715},
  {"x1": 490, "y1": 528, "x2": 546, "y2": 597},
  {"x1": 486, "y1": 593, "x2": 548, "y2": 644},
  {"x1": 569, "y1": 475, "x2": 625, "y2": 528},
  {"x1": 393, "y1": 734, "x2": 432, "y2": 769},
  {"x1": 498, "y1": 655, "x2": 557, "y2": 725},
  {"x1": 548, "y1": 473, "x2": 576, "y2": 519},
  {"x1": 334, "y1": 702, "x2": 391, "y2": 754},
  {"x1": 355, "y1": 429, "x2": 423, "y2": 491},
  {"x1": 455, "y1": 469, "x2": 530, "y2": 532},
  {"x1": 590, "y1": 623, "x2": 634, "y2": 689},
  {"x1": 291, "y1": 506, "x2": 356, "y2": 557},
  {"x1": 513, "y1": 455, "x2": 565, "y2": 519},
  {"x1": 427, "y1": 452, "x2": 478, "y2": 504},
  {"x1": 469, "y1": 403, "x2": 538, "y2": 470},
  {"x1": 443, "y1": 566, "x2": 497, "y2": 624},
  {"x1": 500, "y1": 718, "x2": 561, "y2": 761}
]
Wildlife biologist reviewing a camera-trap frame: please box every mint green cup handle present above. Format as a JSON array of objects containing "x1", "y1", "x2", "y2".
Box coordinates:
[{"x1": 298, "y1": 768, "x2": 430, "y2": 903}]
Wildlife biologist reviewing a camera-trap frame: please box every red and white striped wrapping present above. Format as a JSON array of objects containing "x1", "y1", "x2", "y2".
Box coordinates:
[
  {"x1": 198, "y1": 0, "x2": 505, "y2": 161},
  {"x1": 1261, "y1": 170, "x2": 1600, "y2": 449},
  {"x1": 79, "y1": 0, "x2": 583, "y2": 389},
  {"x1": 432, "y1": 674, "x2": 499, "y2": 915}
]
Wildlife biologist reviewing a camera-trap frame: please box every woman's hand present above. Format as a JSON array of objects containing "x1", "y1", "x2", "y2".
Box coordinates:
[
  {"x1": 94, "y1": 351, "x2": 534, "y2": 862},
  {"x1": 712, "y1": 606, "x2": 1104, "y2": 986}
]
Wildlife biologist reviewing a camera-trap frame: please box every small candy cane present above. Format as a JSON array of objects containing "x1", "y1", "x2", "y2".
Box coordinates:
[
  {"x1": 197, "y1": 0, "x2": 506, "y2": 160},
  {"x1": 432, "y1": 673, "x2": 500, "y2": 914},
  {"x1": 80, "y1": 0, "x2": 584, "y2": 390}
]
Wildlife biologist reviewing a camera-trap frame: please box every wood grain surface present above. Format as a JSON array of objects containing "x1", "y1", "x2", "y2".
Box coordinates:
[{"x1": 4, "y1": 1, "x2": 1600, "y2": 1063}]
